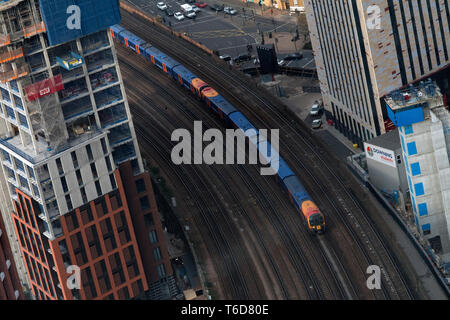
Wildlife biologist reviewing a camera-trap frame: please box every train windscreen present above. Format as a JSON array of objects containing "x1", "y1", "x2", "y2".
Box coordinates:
[{"x1": 309, "y1": 213, "x2": 324, "y2": 226}]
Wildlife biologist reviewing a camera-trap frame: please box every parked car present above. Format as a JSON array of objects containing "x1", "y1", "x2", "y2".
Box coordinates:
[
  {"x1": 165, "y1": 8, "x2": 174, "y2": 16},
  {"x1": 219, "y1": 54, "x2": 232, "y2": 63},
  {"x1": 157, "y1": 2, "x2": 168, "y2": 10},
  {"x1": 310, "y1": 100, "x2": 324, "y2": 116},
  {"x1": 195, "y1": 2, "x2": 207, "y2": 8},
  {"x1": 234, "y1": 53, "x2": 252, "y2": 63},
  {"x1": 210, "y1": 3, "x2": 224, "y2": 11},
  {"x1": 191, "y1": 5, "x2": 200, "y2": 13},
  {"x1": 181, "y1": 4, "x2": 196, "y2": 18},
  {"x1": 278, "y1": 52, "x2": 303, "y2": 66},
  {"x1": 174, "y1": 12, "x2": 185, "y2": 20},
  {"x1": 224, "y1": 7, "x2": 237, "y2": 15},
  {"x1": 311, "y1": 119, "x2": 322, "y2": 129}
]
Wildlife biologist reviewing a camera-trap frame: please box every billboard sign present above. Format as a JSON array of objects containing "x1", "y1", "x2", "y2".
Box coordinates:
[
  {"x1": 25, "y1": 75, "x2": 64, "y2": 102},
  {"x1": 364, "y1": 142, "x2": 396, "y2": 168},
  {"x1": 39, "y1": 0, "x2": 121, "y2": 46}
]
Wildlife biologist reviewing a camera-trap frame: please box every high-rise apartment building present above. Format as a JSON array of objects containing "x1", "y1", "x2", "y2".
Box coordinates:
[
  {"x1": 385, "y1": 80, "x2": 450, "y2": 262},
  {"x1": 304, "y1": 0, "x2": 449, "y2": 147},
  {"x1": 0, "y1": 210, "x2": 24, "y2": 299},
  {"x1": 0, "y1": 0, "x2": 174, "y2": 299}
]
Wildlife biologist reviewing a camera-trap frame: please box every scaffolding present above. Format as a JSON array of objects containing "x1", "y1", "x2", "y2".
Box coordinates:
[{"x1": 24, "y1": 75, "x2": 68, "y2": 149}]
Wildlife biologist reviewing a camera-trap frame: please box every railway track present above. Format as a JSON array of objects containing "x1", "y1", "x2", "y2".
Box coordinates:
[
  {"x1": 118, "y1": 49, "x2": 349, "y2": 299},
  {"x1": 118, "y1": 7, "x2": 418, "y2": 299}
]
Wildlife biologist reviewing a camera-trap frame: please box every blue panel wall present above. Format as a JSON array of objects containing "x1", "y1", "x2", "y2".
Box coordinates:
[
  {"x1": 39, "y1": 0, "x2": 121, "y2": 46},
  {"x1": 414, "y1": 182, "x2": 425, "y2": 196},
  {"x1": 418, "y1": 203, "x2": 428, "y2": 216},
  {"x1": 386, "y1": 103, "x2": 425, "y2": 127},
  {"x1": 407, "y1": 141, "x2": 417, "y2": 155},
  {"x1": 411, "y1": 162, "x2": 421, "y2": 176}
]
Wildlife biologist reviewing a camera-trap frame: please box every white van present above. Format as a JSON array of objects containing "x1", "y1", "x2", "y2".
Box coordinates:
[{"x1": 180, "y1": 4, "x2": 196, "y2": 18}]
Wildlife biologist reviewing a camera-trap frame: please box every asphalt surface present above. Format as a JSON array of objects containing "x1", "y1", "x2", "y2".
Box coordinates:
[{"x1": 125, "y1": 0, "x2": 299, "y2": 57}]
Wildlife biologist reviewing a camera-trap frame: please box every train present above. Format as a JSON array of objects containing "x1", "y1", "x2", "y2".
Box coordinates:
[{"x1": 110, "y1": 24, "x2": 326, "y2": 234}]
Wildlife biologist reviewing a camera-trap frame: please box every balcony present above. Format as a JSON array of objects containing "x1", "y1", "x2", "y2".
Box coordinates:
[
  {"x1": 23, "y1": 21, "x2": 46, "y2": 39},
  {"x1": 0, "y1": 64, "x2": 28, "y2": 83},
  {"x1": 0, "y1": 47, "x2": 23, "y2": 64},
  {"x1": 0, "y1": 34, "x2": 11, "y2": 48}
]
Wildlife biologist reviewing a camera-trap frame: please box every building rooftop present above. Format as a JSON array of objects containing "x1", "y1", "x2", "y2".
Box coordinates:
[
  {"x1": 367, "y1": 128, "x2": 401, "y2": 151},
  {"x1": 385, "y1": 80, "x2": 443, "y2": 112},
  {"x1": 0, "y1": 127, "x2": 105, "y2": 165}
]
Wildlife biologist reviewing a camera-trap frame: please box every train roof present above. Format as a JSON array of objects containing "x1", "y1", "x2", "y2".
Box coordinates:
[
  {"x1": 283, "y1": 175, "x2": 311, "y2": 205},
  {"x1": 277, "y1": 158, "x2": 295, "y2": 180},
  {"x1": 229, "y1": 112, "x2": 257, "y2": 137},
  {"x1": 173, "y1": 65, "x2": 198, "y2": 81},
  {"x1": 192, "y1": 78, "x2": 208, "y2": 90},
  {"x1": 126, "y1": 32, "x2": 146, "y2": 45},
  {"x1": 257, "y1": 141, "x2": 293, "y2": 177},
  {"x1": 110, "y1": 24, "x2": 126, "y2": 33},
  {"x1": 208, "y1": 95, "x2": 237, "y2": 115},
  {"x1": 202, "y1": 87, "x2": 219, "y2": 98},
  {"x1": 155, "y1": 53, "x2": 180, "y2": 69}
]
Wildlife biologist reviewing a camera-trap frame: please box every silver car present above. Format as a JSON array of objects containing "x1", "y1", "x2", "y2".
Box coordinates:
[
  {"x1": 224, "y1": 7, "x2": 237, "y2": 15},
  {"x1": 311, "y1": 119, "x2": 322, "y2": 129}
]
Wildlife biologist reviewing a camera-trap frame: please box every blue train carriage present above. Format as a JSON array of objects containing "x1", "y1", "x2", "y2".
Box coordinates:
[
  {"x1": 125, "y1": 33, "x2": 147, "y2": 55},
  {"x1": 283, "y1": 176, "x2": 325, "y2": 234},
  {"x1": 205, "y1": 94, "x2": 238, "y2": 121},
  {"x1": 172, "y1": 65, "x2": 198, "y2": 90},
  {"x1": 110, "y1": 25, "x2": 124, "y2": 40},
  {"x1": 201, "y1": 87, "x2": 220, "y2": 113},
  {"x1": 147, "y1": 50, "x2": 180, "y2": 76}
]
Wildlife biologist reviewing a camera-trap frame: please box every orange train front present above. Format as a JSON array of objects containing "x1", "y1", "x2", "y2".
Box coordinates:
[{"x1": 284, "y1": 175, "x2": 326, "y2": 234}]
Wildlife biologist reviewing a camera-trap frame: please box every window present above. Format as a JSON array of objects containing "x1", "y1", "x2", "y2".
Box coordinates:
[
  {"x1": 407, "y1": 142, "x2": 417, "y2": 156},
  {"x1": 157, "y1": 264, "x2": 166, "y2": 279},
  {"x1": 404, "y1": 125, "x2": 413, "y2": 135},
  {"x1": 411, "y1": 162, "x2": 421, "y2": 176},
  {"x1": 144, "y1": 214, "x2": 154, "y2": 227},
  {"x1": 86, "y1": 144, "x2": 93, "y2": 161},
  {"x1": 61, "y1": 176, "x2": 68, "y2": 193},
  {"x1": 81, "y1": 187, "x2": 88, "y2": 204},
  {"x1": 105, "y1": 156, "x2": 112, "y2": 172},
  {"x1": 110, "y1": 174, "x2": 116, "y2": 189},
  {"x1": 71, "y1": 151, "x2": 78, "y2": 168},
  {"x1": 149, "y1": 230, "x2": 158, "y2": 244},
  {"x1": 91, "y1": 163, "x2": 98, "y2": 179},
  {"x1": 56, "y1": 158, "x2": 64, "y2": 175},
  {"x1": 95, "y1": 181, "x2": 102, "y2": 197},
  {"x1": 65, "y1": 195, "x2": 73, "y2": 211},
  {"x1": 414, "y1": 182, "x2": 425, "y2": 196},
  {"x1": 153, "y1": 247, "x2": 162, "y2": 261},
  {"x1": 140, "y1": 197, "x2": 150, "y2": 211},
  {"x1": 136, "y1": 179, "x2": 146, "y2": 193},
  {"x1": 418, "y1": 203, "x2": 428, "y2": 216},
  {"x1": 101, "y1": 138, "x2": 108, "y2": 154},
  {"x1": 422, "y1": 223, "x2": 431, "y2": 235},
  {"x1": 76, "y1": 170, "x2": 83, "y2": 186}
]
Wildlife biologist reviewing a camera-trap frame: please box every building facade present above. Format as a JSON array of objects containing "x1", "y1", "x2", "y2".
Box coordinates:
[
  {"x1": 364, "y1": 129, "x2": 409, "y2": 208},
  {"x1": 385, "y1": 80, "x2": 450, "y2": 262},
  {"x1": 304, "y1": 0, "x2": 449, "y2": 147},
  {"x1": 0, "y1": 210, "x2": 24, "y2": 299},
  {"x1": 0, "y1": 0, "x2": 174, "y2": 299}
]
